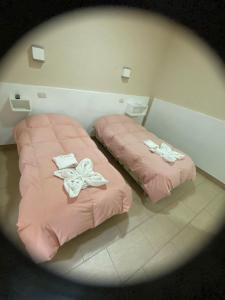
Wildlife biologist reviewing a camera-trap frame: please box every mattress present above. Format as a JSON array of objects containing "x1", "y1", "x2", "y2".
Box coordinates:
[
  {"x1": 94, "y1": 114, "x2": 196, "y2": 202},
  {"x1": 14, "y1": 114, "x2": 132, "y2": 262}
]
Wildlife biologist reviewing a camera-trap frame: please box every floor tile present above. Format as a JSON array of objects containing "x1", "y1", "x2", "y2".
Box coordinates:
[
  {"x1": 0, "y1": 149, "x2": 20, "y2": 189},
  {"x1": 194, "y1": 171, "x2": 207, "y2": 186},
  {"x1": 181, "y1": 180, "x2": 221, "y2": 213},
  {"x1": 173, "y1": 180, "x2": 197, "y2": 199},
  {"x1": 142, "y1": 190, "x2": 179, "y2": 213},
  {"x1": 161, "y1": 200, "x2": 197, "y2": 230},
  {"x1": 0, "y1": 186, "x2": 21, "y2": 246},
  {"x1": 76, "y1": 217, "x2": 121, "y2": 261},
  {"x1": 0, "y1": 186, "x2": 20, "y2": 208},
  {"x1": 116, "y1": 190, "x2": 154, "y2": 235},
  {"x1": 44, "y1": 237, "x2": 84, "y2": 275},
  {"x1": 143, "y1": 180, "x2": 196, "y2": 213},
  {"x1": 139, "y1": 214, "x2": 181, "y2": 252},
  {"x1": 143, "y1": 242, "x2": 182, "y2": 279},
  {"x1": 191, "y1": 209, "x2": 222, "y2": 235},
  {"x1": 203, "y1": 179, "x2": 225, "y2": 195},
  {"x1": 64, "y1": 249, "x2": 119, "y2": 285},
  {"x1": 170, "y1": 224, "x2": 213, "y2": 263},
  {"x1": 0, "y1": 147, "x2": 17, "y2": 166},
  {"x1": 0, "y1": 167, "x2": 20, "y2": 189},
  {"x1": 205, "y1": 191, "x2": 225, "y2": 224},
  {"x1": 107, "y1": 227, "x2": 155, "y2": 281},
  {"x1": 125, "y1": 267, "x2": 147, "y2": 285}
]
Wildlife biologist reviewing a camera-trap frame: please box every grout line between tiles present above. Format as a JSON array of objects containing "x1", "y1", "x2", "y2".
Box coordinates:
[
  {"x1": 79, "y1": 225, "x2": 123, "y2": 263},
  {"x1": 183, "y1": 188, "x2": 224, "y2": 219},
  {"x1": 62, "y1": 254, "x2": 89, "y2": 275},
  {"x1": 106, "y1": 247, "x2": 122, "y2": 284},
  {"x1": 121, "y1": 237, "x2": 176, "y2": 285},
  {"x1": 123, "y1": 266, "x2": 147, "y2": 285},
  {"x1": 103, "y1": 177, "x2": 221, "y2": 285},
  {"x1": 204, "y1": 192, "x2": 225, "y2": 219},
  {"x1": 115, "y1": 213, "x2": 152, "y2": 237},
  {"x1": 124, "y1": 188, "x2": 221, "y2": 283}
]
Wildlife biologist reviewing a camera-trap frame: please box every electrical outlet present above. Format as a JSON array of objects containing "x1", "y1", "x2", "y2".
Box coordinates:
[{"x1": 37, "y1": 92, "x2": 47, "y2": 98}]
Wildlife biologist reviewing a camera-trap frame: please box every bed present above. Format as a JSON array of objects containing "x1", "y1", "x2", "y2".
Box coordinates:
[
  {"x1": 94, "y1": 114, "x2": 196, "y2": 202},
  {"x1": 14, "y1": 114, "x2": 132, "y2": 262}
]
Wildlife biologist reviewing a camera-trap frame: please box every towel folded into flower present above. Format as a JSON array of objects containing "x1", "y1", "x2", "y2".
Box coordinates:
[
  {"x1": 54, "y1": 158, "x2": 108, "y2": 198},
  {"x1": 144, "y1": 139, "x2": 185, "y2": 163}
]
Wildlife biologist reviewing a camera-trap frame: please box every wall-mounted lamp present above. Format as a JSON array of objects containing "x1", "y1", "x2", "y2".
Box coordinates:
[
  {"x1": 121, "y1": 66, "x2": 132, "y2": 79},
  {"x1": 31, "y1": 45, "x2": 45, "y2": 62}
]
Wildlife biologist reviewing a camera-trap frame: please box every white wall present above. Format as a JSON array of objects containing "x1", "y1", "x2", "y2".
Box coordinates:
[
  {"x1": 0, "y1": 82, "x2": 149, "y2": 145},
  {"x1": 145, "y1": 98, "x2": 225, "y2": 184}
]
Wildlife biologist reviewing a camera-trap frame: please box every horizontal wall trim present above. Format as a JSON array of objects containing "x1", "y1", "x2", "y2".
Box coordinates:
[
  {"x1": 0, "y1": 81, "x2": 149, "y2": 145},
  {"x1": 0, "y1": 81, "x2": 148, "y2": 98}
]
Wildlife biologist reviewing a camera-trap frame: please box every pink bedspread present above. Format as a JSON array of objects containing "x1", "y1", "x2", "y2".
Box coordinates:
[
  {"x1": 95, "y1": 115, "x2": 196, "y2": 202},
  {"x1": 14, "y1": 114, "x2": 132, "y2": 262}
]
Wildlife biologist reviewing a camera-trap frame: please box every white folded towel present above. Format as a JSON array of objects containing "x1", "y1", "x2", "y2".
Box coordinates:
[
  {"x1": 144, "y1": 139, "x2": 185, "y2": 163},
  {"x1": 144, "y1": 140, "x2": 159, "y2": 151},
  {"x1": 53, "y1": 153, "x2": 78, "y2": 169},
  {"x1": 54, "y1": 158, "x2": 108, "y2": 198}
]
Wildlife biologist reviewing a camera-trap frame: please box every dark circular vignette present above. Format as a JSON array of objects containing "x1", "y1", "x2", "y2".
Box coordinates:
[
  {"x1": 0, "y1": 0, "x2": 225, "y2": 299},
  {"x1": 0, "y1": 0, "x2": 225, "y2": 61}
]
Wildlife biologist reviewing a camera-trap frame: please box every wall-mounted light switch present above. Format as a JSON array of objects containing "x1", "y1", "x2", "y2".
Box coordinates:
[
  {"x1": 37, "y1": 92, "x2": 47, "y2": 98},
  {"x1": 32, "y1": 46, "x2": 45, "y2": 62}
]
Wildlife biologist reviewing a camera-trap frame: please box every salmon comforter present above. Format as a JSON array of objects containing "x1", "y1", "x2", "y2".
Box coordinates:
[
  {"x1": 95, "y1": 115, "x2": 196, "y2": 202},
  {"x1": 14, "y1": 114, "x2": 132, "y2": 262}
]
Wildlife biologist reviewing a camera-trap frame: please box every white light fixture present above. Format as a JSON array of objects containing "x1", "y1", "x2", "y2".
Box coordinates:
[
  {"x1": 121, "y1": 66, "x2": 132, "y2": 79},
  {"x1": 31, "y1": 45, "x2": 45, "y2": 62}
]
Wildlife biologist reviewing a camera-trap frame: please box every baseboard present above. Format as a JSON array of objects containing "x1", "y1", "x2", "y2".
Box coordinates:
[
  {"x1": 0, "y1": 144, "x2": 17, "y2": 150},
  {"x1": 196, "y1": 167, "x2": 225, "y2": 190}
]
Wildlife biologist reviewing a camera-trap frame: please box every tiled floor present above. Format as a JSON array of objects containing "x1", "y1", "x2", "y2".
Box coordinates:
[{"x1": 0, "y1": 145, "x2": 225, "y2": 286}]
